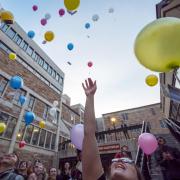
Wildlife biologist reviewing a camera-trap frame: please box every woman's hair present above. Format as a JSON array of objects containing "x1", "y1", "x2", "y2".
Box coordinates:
[
  {"x1": 18, "y1": 161, "x2": 28, "y2": 168},
  {"x1": 13, "y1": 152, "x2": 20, "y2": 168}
]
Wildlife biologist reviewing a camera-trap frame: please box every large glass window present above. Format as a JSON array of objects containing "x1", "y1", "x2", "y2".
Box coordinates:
[
  {"x1": 13, "y1": 89, "x2": 26, "y2": 106},
  {"x1": 24, "y1": 125, "x2": 33, "y2": 143},
  {"x1": 20, "y1": 41, "x2": 28, "y2": 51},
  {"x1": 27, "y1": 95, "x2": 35, "y2": 111},
  {"x1": 32, "y1": 126, "x2": 40, "y2": 145},
  {"x1": 45, "y1": 131, "x2": 52, "y2": 149},
  {"x1": 43, "y1": 105, "x2": 50, "y2": 120},
  {"x1": 6, "y1": 28, "x2": 16, "y2": 39},
  {"x1": 51, "y1": 134, "x2": 56, "y2": 150},
  {"x1": 38, "y1": 57, "x2": 44, "y2": 67},
  {"x1": 48, "y1": 66, "x2": 52, "y2": 75},
  {"x1": 0, "y1": 78, "x2": 8, "y2": 96},
  {"x1": 14, "y1": 34, "x2": 22, "y2": 45},
  {"x1": 39, "y1": 129, "x2": 46, "y2": 147},
  {"x1": 4, "y1": 117, "x2": 17, "y2": 139},
  {"x1": 16, "y1": 122, "x2": 26, "y2": 141},
  {"x1": 52, "y1": 70, "x2": 56, "y2": 78},
  {"x1": 0, "y1": 22, "x2": 9, "y2": 32},
  {"x1": 43, "y1": 62, "x2": 48, "y2": 71},
  {"x1": 56, "y1": 74, "x2": 60, "y2": 82},
  {"x1": 0, "y1": 112, "x2": 10, "y2": 136},
  {"x1": 59, "y1": 77, "x2": 64, "y2": 85},
  {"x1": 26, "y1": 46, "x2": 33, "y2": 56}
]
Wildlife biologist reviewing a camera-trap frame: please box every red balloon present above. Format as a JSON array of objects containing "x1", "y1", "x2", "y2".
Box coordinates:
[
  {"x1": 32, "y1": 5, "x2": 38, "y2": 11},
  {"x1": 41, "y1": 19, "x2": 47, "y2": 26},
  {"x1": 87, "y1": 61, "x2": 93, "y2": 67},
  {"x1": 19, "y1": 141, "x2": 26, "y2": 148},
  {"x1": 59, "y1": 9, "x2": 65, "y2": 17}
]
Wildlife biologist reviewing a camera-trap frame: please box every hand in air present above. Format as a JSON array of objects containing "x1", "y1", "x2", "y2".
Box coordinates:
[{"x1": 82, "y1": 78, "x2": 97, "y2": 96}]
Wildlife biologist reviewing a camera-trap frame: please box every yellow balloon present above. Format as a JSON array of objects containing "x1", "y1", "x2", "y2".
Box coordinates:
[
  {"x1": 145, "y1": 75, "x2": 158, "y2": 87},
  {"x1": 44, "y1": 31, "x2": 55, "y2": 42},
  {"x1": 0, "y1": 123, "x2": 6, "y2": 133},
  {"x1": 64, "y1": 0, "x2": 80, "y2": 11},
  {"x1": 9, "y1": 52, "x2": 16, "y2": 60},
  {"x1": 0, "y1": 10, "x2": 14, "y2": 24},
  {"x1": 134, "y1": 17, "x2": 180, "y2": 72},
  {"x1": 39, "y1": 120, "x2": 45, "y2": 129}
]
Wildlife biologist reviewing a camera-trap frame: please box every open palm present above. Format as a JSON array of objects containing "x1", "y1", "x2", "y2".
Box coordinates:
[{"x1": 82, "y1": 78, "x2": 97, "y2": 96}]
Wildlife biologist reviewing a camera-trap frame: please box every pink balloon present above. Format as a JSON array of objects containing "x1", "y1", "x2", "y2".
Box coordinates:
[
  {"x1": 32, "y1": 5, "x2": 38, "y2": 11},
  {"x1": 70, "y1": 124, "x2": 84, "y2": 150},
  {"x1": 138, "y1": 133, "x2": 158, "y2": 155},
  {"x1": 59, "y1": 9, "x2": 65, "y2": 17},
  {"x1": 40, "y1": 19, "x2": 47, "y2": 26},
  {"x1": 87, "y1": 61, "x2": 93, "y2": 67}
]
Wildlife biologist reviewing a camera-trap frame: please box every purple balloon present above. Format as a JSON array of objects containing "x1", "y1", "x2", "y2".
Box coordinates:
[
  {"x1": 70, "y1": 124, "x2": 84, "y2": 150},
  {"x1": 59, "y1": 9, "x2": 65, "y2": 17},
  {"x1": 41, "y1": 19, "x2": 47, "y2": 26},
  {"x1": 138, "y1": 133, "x2": 158, "y2": 155},
  {"x1": 32, "y1": 5, "x2": 38, "y2": 11}
]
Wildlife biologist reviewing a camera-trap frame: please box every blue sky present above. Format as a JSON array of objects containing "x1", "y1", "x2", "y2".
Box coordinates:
[{"x1": 0, "y1": 0, "x2": 161, "y2": 117}]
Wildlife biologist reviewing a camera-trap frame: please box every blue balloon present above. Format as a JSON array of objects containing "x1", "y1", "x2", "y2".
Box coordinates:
[
  {"x1": 19, "y1": 95, "x2": 26, "y2": 105},
  {"x1": 27, "y1": 31, "x2": 35, "y2": 39},
  {"x1": 9, "y1": 76, "x2": 23, "y2": 90},
  {"x1": 67, "y1": 43, "x2": 74, "y2": 51},
  {"x1": 24, "y1": 112, "x2": 35, "y2": 125},
  {"x1": 85, "y1": 23, "x2": 90, "y2": 29}
]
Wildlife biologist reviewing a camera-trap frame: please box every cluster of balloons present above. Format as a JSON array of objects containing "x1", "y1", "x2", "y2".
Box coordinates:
[
  {"x1": 44, "y1": 31, "x2": 55, "y2": 42},
  {"x1": 0, "y1": 122, "x2": 6, "y2": 133},
  {"x1": 0, "y1": 10, "x2": 14, "y2": 24},
  {"x1": 24, "y1": 112, "x2": 36, "y2": 126},
  {"x1": 138, "y1": 133, "x2": 158, "y2": 155},
  {"x1": 145, "y1": 75, "x2": 158, "y2": 87},
  {"x1": 27, "y1": 30, "x2": 35, "y2": 39},
  {"x1": 10, "y1": 76, "x2": 24, "y2": 90},
  {"x1": 134, "y1": 17, "x2": 180, "y2": 73},
  {"x1": 9, "y1": 52, "x2": 16, "y2": 61},
  {"x1": 70, "y1": 124, "x2": 84, "y2": 150}
]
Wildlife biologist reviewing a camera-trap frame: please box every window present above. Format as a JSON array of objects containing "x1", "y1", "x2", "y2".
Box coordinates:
[
  {"x1": 4, "y1": 117, "x2": 17, "y2": 139},
  {"x1": 39, "y1": 129, "x2": 46, "y2": 147},
  {"x1": 48, "y1": 66, "x2": 52, "y2": 75},
  {"x1": 34, "y1": 53, "x2": 39, "y2": 62},
  {"x1": 16, "y1": 122, "x2": 26, "y2": 141},
  {"x1": 160, "y1": 120, "x2": 167, "y2": 128},
  {"x1": 6, "y1": 28, "x2": 16, "y2": 39},
  {"x1": 52, "y1": 70, "x2": 56, "y2": 78},
  {"x1": 59, "y1": 77, "x2": 64, "y2": 85},
  {"x1": 38, "y1": 57, "x2": 44, "y2": 67},
  {"x1": 14, "y1": 34, "x2": 22, "y2": 45},
  {"x1": 0, "y1": 22, "x2": 9, "y2": 32},
  {"x1": 0, "y1": 79, "x2": 8, "y2": 96},
  {"x1": 45, "y1": 131, "x2": 52, "y2": 149},
  {"x1": 0, "y1": 41, "x2": 11, "y2": 54},
  {"x1": 43, "y1": 62, "x2": 48, "y2": 71},
  {"x1": 26, "y1": 46, "x2": 33, "y2": 56},
  {"x1": 32, "y1": 51, "x2": 36, "y2": 60},
  {"x1": 51, "y1": 134, "x2": 56, "y2": 150},
  {"x1": 20, "y1": 41, "x2": 28, "y2": 51},
  {"x1": 32, "y1": 126, "x2": 40, "y2": 145},
  {"x1": 0, "y1": 112, "x2": 11, "y2": 136},
  {"x1": 175, "y1": 69, "x2": 180, "y2": 89},
  {"x1": 27, "y1": 95, "x2": 35, "y2": 111},
  {"x1": 24, "y1": 124, "x2": 33, "y2": 143},
  {"x1": 43, "y1": 105, "x2": 50, "y2": 120},
  {"x1": 13, "y1": 89, "x2": 26, "y2": 106}
]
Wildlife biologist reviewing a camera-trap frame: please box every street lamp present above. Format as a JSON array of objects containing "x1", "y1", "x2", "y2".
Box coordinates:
[{"x1": 111, "y1": 117, "x2": 117, "y2": 141}]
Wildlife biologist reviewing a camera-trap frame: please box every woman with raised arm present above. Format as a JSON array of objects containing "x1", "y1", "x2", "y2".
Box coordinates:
[{"x1": 82, "y1": 78, "x2": 144, "y2": 180}]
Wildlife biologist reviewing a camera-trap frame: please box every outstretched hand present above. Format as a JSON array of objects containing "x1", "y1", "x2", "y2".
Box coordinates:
[{"x1": 82, "y1": 78, "x2": 97, "y2": 96}]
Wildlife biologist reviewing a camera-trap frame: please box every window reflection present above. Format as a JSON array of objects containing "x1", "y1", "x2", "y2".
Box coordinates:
[{"x1": 32, "y1": 126, "x2": 40, "y2": 145}]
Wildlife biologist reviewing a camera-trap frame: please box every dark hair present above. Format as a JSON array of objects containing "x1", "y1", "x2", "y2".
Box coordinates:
[
  {"x1": 157, "y1": 137, "x2": 166, "y2": 143},
  {"x1": 13, "y1": 152, "x2": 20, "y2": 168},
  {"x1": 49, "y1": 167, "x2": 56, "y2": 173},
  {"x1": 18, "y1": 161, "x2": 28, "y2": 168}
]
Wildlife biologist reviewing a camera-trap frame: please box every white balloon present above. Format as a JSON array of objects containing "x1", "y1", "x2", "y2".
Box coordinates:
[
  {"x1": 49, "y1": 107, "x2": 56, "y2": 117},
  {"x1": 53, "y1": 100, "x2": 58, "y2": 107},
  {"x1": 45, "y1": 13, "x2": 51, "y2": 20},
  {"x1": 92, "y1": 14, "x2": 99, "y2": 22}
]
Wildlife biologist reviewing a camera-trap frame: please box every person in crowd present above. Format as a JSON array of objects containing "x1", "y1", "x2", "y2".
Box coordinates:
[
  {"x1": 82, "y1": 78, "x2": 144, "y2": 180},
  {"x1": 16, "y1": 161, "x2": 28, "y2": 179},
  {"x1": 155, "y1": 137, "x2": 180, "y2": 180},
  {"x1": 61, "y1": 162, "x2": 72, "y2": 180},
  {"x1": 0, "y1": 152, "x2": 24, "y2": 180},
  {"x1": 48, "y1": 167, "x2": 58, "y2": 180},
  {"x1": 27, "y1": 160, "x2": 33, "y2": 176}
]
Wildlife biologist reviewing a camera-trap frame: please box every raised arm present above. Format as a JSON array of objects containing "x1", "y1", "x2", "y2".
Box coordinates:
[{"x1": 82, "y1": 78, "x2": 104, "y2": 180}]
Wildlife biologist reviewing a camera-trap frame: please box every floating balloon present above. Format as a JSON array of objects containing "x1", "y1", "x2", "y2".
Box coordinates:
[
  {"x1": 92, "y1": 14, "x2": 99, "y2": 22},
  {"x1": 32, "y1": 5, "x2": 38, "y2": 11},
  {"x1": 87, "y1": 61, "x2": 93, "y2": 68},
  {"x1": 0, "y1": 123, "x2": 6, "y2": 133},
  {"x1": 67, "y1": 43, "x2": 74, "y2": 51},
  {"x1": 70, "y1": 124, "x2": 84, "y2": 150},
  {"x1": 49, "y1": 107, "x2": 57, "y2": 117},
  {"x1": 44, "y1": 31, "x2": 55, "y2": 42},
  {"x1": 108, "y1": 8, "x2": 114, "y2": 13},
  {"x1": 0, "y1": 10, "x2": 14, "y2": 24},
  {"x1": 67, "y1": 61, "x2": 72, "y2": 65},
  {"x1": 42, "y1": 40, "x2": 47, "y2": 44},
  {"x1": 85, "y1": 23, "x2": 90, "y2": 29},
  {"x1": 19, "y1": 141, "x2": 26, "y2": 148},
  {"x1": 45, "y1": 13, "x2": 51, "y2": 20},
  {"x1": 24, "y1": 112, "x2": 36, "y2": 126},
  {"x1": 27, "y1": 31, "x2": 35, "y2": 39},
  {"x1": 39, "y1": 120, "x2": 45, "y2": 129},
  {"x1": 138, "y1": 133, "x2": 158, "y2": 155},
  {"x1": 134, "y1": 17, "x2": 180, "y2": 72},
  {"x1": 41, "y1": 18, "x2": 47, "y2": 26},
  {"x1": 9, "y1": 76, "x2": 24, "y2": 90},
  {"x1": 145, "y1": 75, "x2": 158, "y2": 87},
  {"x1": 53, "y1": 101, "x2": 58, "y2": 107},
  {"x1": 19, "y1": 95, "x2": 26, "y2": 106},
  {"x1": 64, "y1": 0, "x2": 80, "y2": 11},
  {"x1": 59, "y1": 9, "x2": 65, "y2": 17},
  {"x1": 9, "y1": 52, "x2": 16, "y2": 61}
]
